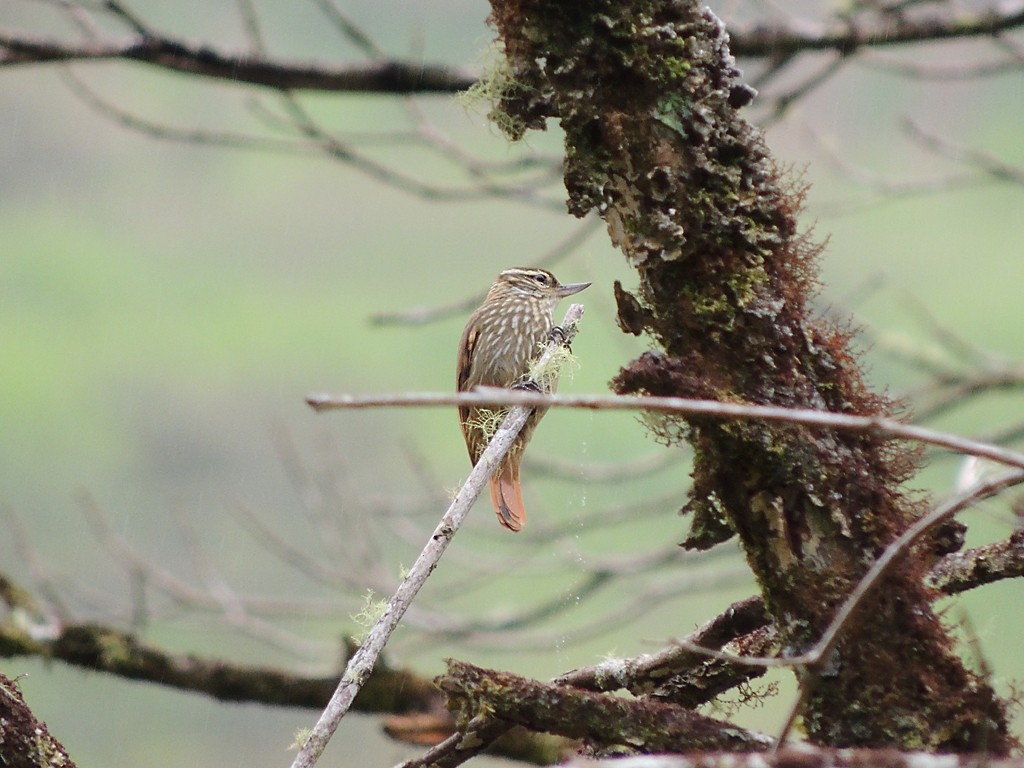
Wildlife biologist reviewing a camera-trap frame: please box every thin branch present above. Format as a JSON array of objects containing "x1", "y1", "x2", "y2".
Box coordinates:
[
  {"x1": 728, "y1": 2, "x2": 1024, "y2": 57},
  {"x1": 762, "y1": 53, "x2": 848, "y2": 125},
  {"x1": 0, "y1": 28, "x2": 476, "y2": 93},
  {"x1": 927, "y1": 528, "x2": 1024, "y2": 594},
  {"x1": 289, "y1": 304, "x2": 585, "y2": 768},
  {"x1": 102, "y1": 0, "x2": 152, "y2": 36},
  {"x1": 307, "y1": 0, "x2": 385, "y2": 59},
  {"x1": 0, "y1": 607, "x2": 436, "y2": 713},
  {"x1": 395, "y1": 715, "x2": 517, "y2": 768},
  {"x1": 6, "y1": 3, "x2": 1024, "y2": 92},
  {"x1": 235, "y1": 0, "x2": 267, "y2": 56},
  {"x1": 905, "y1": 118, "x2": 1024, "y2": 186},
  {"x1": 774, "y1": 468, "x2": 1024, "y2": 746},
  {"x1": 305, "y1": 389, "x2": 1024, "y2": 471},
  {"x1": 60, "y1": 69, "x2": 318, "y2": 154},
  {"x1": 437, "y1": 659, "x2": 773, "y2": 753},
  {"x1": 557, "y1": 594, "x2": 769, "y2": 694},
  {"x1": 270, "y1": 93, "x2": 564, "y2": 208},
  {"x1": 860, "y1": 49, "x2": 1024, "y2": 80}
]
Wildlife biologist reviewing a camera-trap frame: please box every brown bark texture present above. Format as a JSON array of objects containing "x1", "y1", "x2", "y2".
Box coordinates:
[
  {"x1": 0, "y1": 672, "x2": 76, "y2": 768},
  {"x1": 437, "y1": 660, "x2": 772, "y2": 753},
  {"x1": 485, "y1": 0, "x2": 1012, "y2": 753}
]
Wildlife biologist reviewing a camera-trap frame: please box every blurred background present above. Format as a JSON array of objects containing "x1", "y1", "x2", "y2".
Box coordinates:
[{"x1": 2, "y1": 1, "x2": 1023, "y2": 765}]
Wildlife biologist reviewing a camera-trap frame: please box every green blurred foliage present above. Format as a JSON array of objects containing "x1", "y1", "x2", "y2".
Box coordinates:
[{"x1": 2, "y1": 0, "x2": 1024, "y2": 765}]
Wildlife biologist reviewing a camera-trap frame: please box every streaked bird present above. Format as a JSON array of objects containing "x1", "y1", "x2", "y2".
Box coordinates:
[{"x1": 456, "y1": 267, "x2": 590, "y2": 532}]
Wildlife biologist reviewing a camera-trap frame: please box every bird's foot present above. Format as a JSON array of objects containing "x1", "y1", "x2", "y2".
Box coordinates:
[
  {"x1": 513, "y1": 379, "x2": 543, "y2": 393},
  {"x1": 548, "y1": 325, "x2": 567, "y2": 346}
]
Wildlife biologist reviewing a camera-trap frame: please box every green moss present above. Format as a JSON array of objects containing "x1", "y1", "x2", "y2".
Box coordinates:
[{"x1": 349, "y1": 590, "x2": 388, "y2": 646}]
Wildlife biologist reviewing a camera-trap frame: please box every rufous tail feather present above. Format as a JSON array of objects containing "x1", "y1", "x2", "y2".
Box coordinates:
[{"x1": 489, "y1": 464, "x2": 525, "y2": 532}]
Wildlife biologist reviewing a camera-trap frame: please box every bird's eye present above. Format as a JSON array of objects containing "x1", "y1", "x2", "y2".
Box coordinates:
[{"x1": 532, "y1": 273, "x2": 549, "y2": 284}]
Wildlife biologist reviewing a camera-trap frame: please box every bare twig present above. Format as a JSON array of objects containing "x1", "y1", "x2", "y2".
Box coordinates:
[
  {"x1": 905, "y1": 119, "x2": 1024, "y2": 186},
  {"x1": 305, "y1": 390, "x2": 1024, "y2": 472},
  {"x1": 773, "y1": 468, "x2": 1024, "y2": 746},
  {"x1": 763, "y1": 53, "x2": 848, "y2": 125},
  {"x1": 290, "y1": 304, "x2": 585, "y2": 768},
  {"x1": 307, "y1": 0, "x2": 385, "y2": 58},
  {"x1": 728, "y1": 2, "x2": 1024, "y2": 57},
  {"x1": 395, "y1": 715, "x2": 516, "y2": 768}
]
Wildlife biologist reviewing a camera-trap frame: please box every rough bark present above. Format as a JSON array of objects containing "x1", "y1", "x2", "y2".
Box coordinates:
[
  {"x1": 0, "y1": 672, "x2": 76, "y2": 768},
  {"x1": 484, "y1": 0, "x2": 1012, "y2": 753},
  {"x1": 436, "y1": 660, "x2": 772, "y2": 754},
  {"x1": 0, "y1": 619, "x2": 435, "y2": 714}
]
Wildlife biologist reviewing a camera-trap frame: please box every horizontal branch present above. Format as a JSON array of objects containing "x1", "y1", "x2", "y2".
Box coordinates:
[
  {"x1": 306, "y1": 389, "x2": 1024, "y2": 471},
  {"x1": 437, "y1": 659, "x2": 773, "y2": 753},
  {"x1": 5, "y1": 521, "x2": 1018, "y2": 718},
  {"x1": 0, "y1": 28, "x2": 475, "y2": 93},
  {"x1": 556, "y1": 595, "x2": 769, "y2": 698},
  {"x1": 4, "y1": 2, "x2": 1023, "y2": 95},
  {"x1": 927, "y1": 528, "x2": 1024, "y2": 594},
  {"x1": 728, "y1": 2, "x2": 1024, "y2": 58},
  {"x1": 0, "y1": 617, "x2": 435, "y2": 713}
]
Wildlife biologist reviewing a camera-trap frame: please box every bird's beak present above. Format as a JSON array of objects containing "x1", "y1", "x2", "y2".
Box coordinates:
[{"x1": 557, "y1": 281, "x2": 591, "y2": 297}]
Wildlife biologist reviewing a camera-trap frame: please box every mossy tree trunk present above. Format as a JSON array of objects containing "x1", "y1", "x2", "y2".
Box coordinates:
[{"x1": 485, "y1": 0, "x2": 1011, "y2": 752}]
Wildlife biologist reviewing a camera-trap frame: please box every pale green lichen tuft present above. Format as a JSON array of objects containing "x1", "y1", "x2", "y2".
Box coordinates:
[
  {"x1": 456, "y1": 42, "x2": 530, "y2": 140},
  {"x1": 527, "y1": 342, "x2": 580, "y2": 392},
  {"x1": 466, "y1": 407, "x2": 506, "y2": 444},
  {"x1": 349, "y1": 589, "x2": 388, "y2": 645},
  {"x1": 288, "y1": 728, "x2": 313, "y2": 751}
]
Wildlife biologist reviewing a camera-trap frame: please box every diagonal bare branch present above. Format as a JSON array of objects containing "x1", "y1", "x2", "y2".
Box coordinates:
[{"x1": 290, "y1": 304, "x2": 585, "y2": 768}]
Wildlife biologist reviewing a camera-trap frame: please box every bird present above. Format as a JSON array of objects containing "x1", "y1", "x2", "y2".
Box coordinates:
[{"x1": 456, "y1": 267, "x2": 591, "y2": 532}]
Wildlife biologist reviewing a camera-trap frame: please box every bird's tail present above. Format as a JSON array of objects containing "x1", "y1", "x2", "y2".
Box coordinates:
[{"x1": 489, "y1": 462, "x2": 525, "y2": 532}]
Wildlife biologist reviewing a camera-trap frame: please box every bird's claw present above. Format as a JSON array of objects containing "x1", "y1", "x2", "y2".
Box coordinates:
[
  {"x1": 513, "y1": 379, "x2": 543, "y2": 393},
  {"x1": 549, "y1": 325, "x2": 573, "y2": 353}
]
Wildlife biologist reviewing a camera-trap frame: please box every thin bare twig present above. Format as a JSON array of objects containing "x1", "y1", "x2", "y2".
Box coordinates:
[
  {"x1": 305, "y1": 389, "x2": 1024, "y2": 472},
  {"x1": 307, "y1": 0, "x2": 385, "y2": 58},
  {"x1": 773, "y1": 468, "x2": 1024, "y2": 746},
  {"x1": 728, "y1": 2, "x2": 1024, "y2": 57},
  {"x1": 290, "y1": 304, "x2": 585, "y2": 768},
  {"x1": 905, "y1": 119, "x2": 1024, "y2": 186}
]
